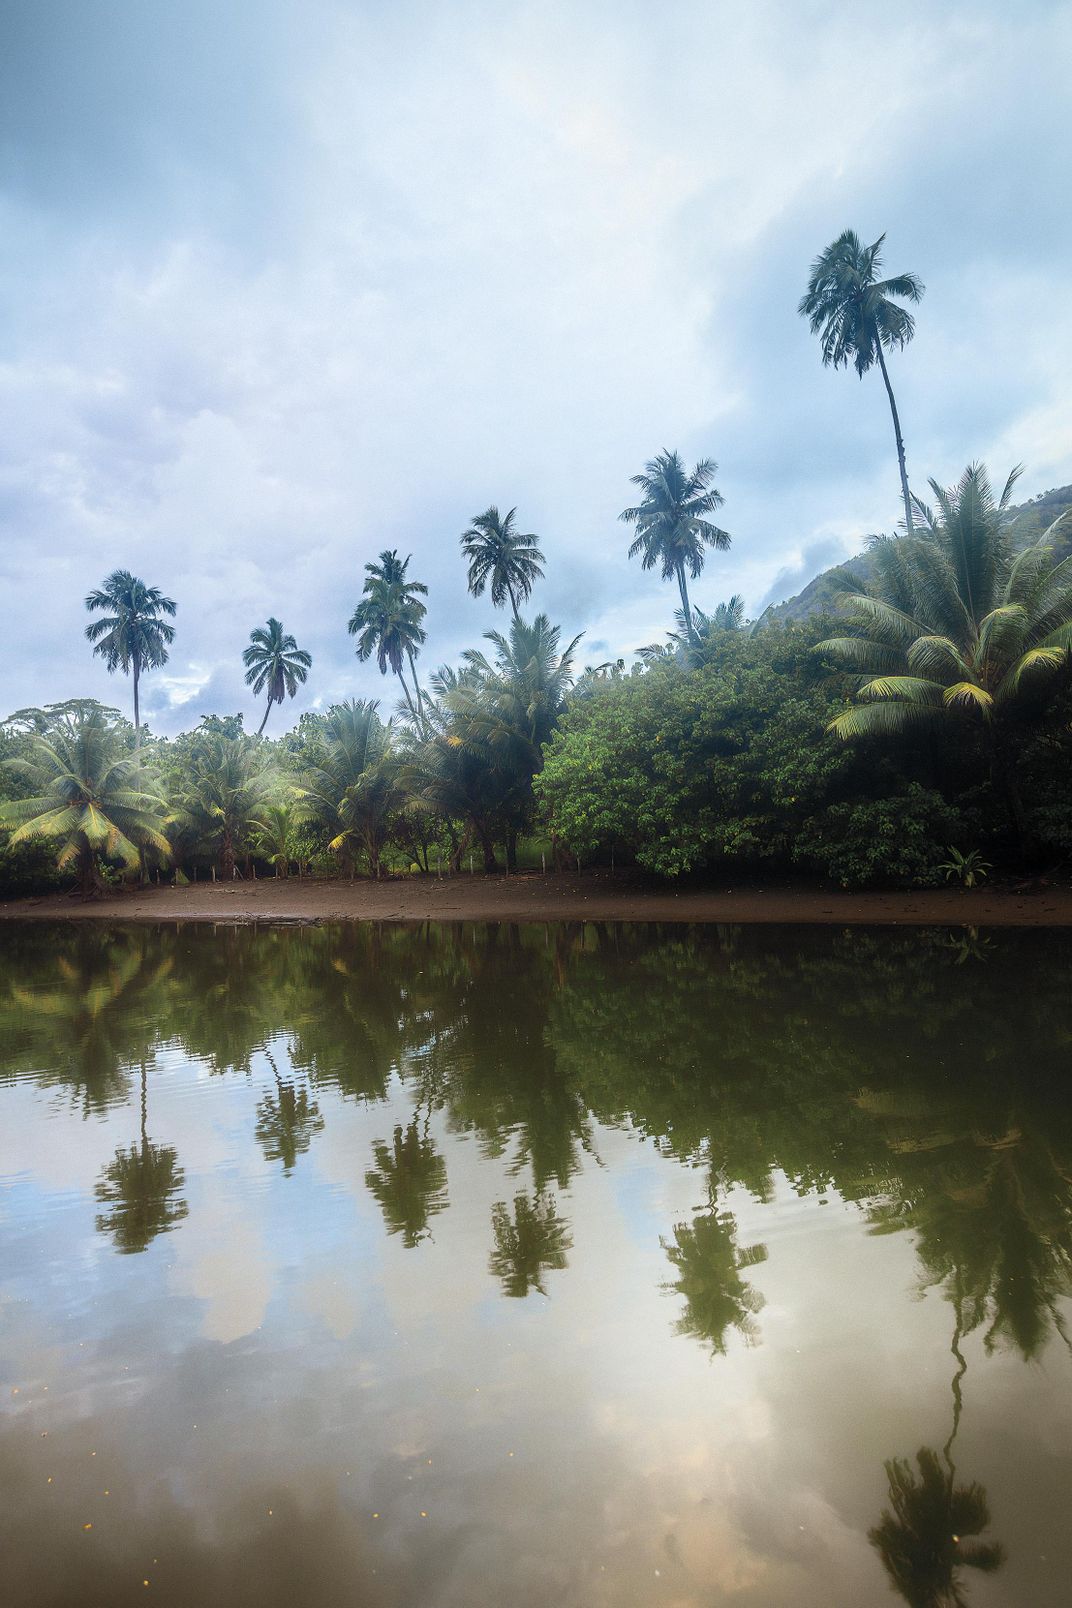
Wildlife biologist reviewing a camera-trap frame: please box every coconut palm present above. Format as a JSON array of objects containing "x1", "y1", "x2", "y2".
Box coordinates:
[
  {"x1": 169, "y1": 730, "x2": 279, "y2": 879},
  {"x1": 348, "y1": 551, "x2": 428, "y2": 724},
  {"x1": 449, "y1": 614, "x2": 581, "y2": 868},
  {"x1": 489, "y1": 1191, "x2": 572, "y2": 1297},
  {"x1": 818, "y1": 463, "x2": 1072, "y2": 846},
  {"x1": 0, "y1": 707, "x2": 170, "y2": 894},
  {"x1": 254, "y1": 1047, "x2": 324, "y2": 1175},
  {"x1": 364, "y1": 1117, "x2": 449, "y2": 1247},
  {"x1": 95, "y1": 1058, "x2": 187, "y2": 1254},
  {"x1": 254, "y1": 801, "x2": 303, "y2": 877},
  {"x1": 620, "y1": 451, "x2": 731, "y2": 640},
  {"x1": 298, "y1": 700, "x2": 398, "y2": 877},
  {"x1": 799, "y1": 230, "x2": 925, "y2": 530},
  {"x1": 84, "y1": 570, "x2": 177, "y2": 746},
  {"x1": 460, "y1": 506, "x2": 545, "y2": 620},
  {"x1": 242, "y1": 618, "x2": 312, "y2": 735},
  {"x1": 869, "y1": 1448, "x2": 1005, "y2": 1607},
  {"x1": 662, "y1": 1209, "x2": 768, "y2": 1356}
]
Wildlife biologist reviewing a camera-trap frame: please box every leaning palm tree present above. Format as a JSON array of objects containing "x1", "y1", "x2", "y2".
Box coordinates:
[
  {"x1": 818, "y1": 463, "x2": 1072, "y2": 847},
  {"x1": 869, "y1": 1447, "x2": 1005, "y2": 1607},
  {"x1": 799, "y1": 229, "x2": 924, "y2": 530},
  {"x1": 348, "y1": 551, "x2": 428, "y2": 723},
  {"x1": 460, "y1": 506, "x2": 545, "y2": 620},
  {"x1": 0, "y1": 707, "x2": 170, "y2": 894},
  {"x1": 84, "y1": 570, "x2": 177, "y2": 747},
  {"x1": 620, "y1": 451, "x2": 731, "y2": 640},
  {"x1": 242, "y1": 617, "x2": 312, "y2": 735}
]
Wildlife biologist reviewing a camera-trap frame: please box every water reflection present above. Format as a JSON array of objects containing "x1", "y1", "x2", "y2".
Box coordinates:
[
  {"x1": 1, "y1": 920, "x2": 1071, "y2": 1605},
  {"x1": 489, "y1": 1191, "x2": 572, "y2": 1296},
  {"x1": 869, "y1": 1448, "x2": 1005, "y2": 1607},
  {"x1": 95, "y1": 1058, "x2": 187, "y2": 1253}
]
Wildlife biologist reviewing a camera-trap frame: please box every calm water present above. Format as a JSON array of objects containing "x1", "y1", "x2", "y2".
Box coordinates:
[{"x1": 1, "y1": 920, "x2": 1070, "y2": 1608}]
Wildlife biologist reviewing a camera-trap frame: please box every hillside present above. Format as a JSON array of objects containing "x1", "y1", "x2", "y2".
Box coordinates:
[{"x1": 758, "y1": 482, "x2": 1072, "y2": 627}]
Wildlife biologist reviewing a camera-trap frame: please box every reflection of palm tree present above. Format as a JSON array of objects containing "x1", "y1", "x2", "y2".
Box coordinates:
[
  {"x1": 869, "y1": 1447, "x2": 1005, "y2": 1607},
  {"x1": 254, "y1": 1047, "x2": 324, "y2": 1175},
  {"x1": 661, "y1": 1209, "x2": 767, "y2": 1355},
  {"x1": 365, "y1": 1117, "x2": 448, "y2": 1247},
  {"x1": 95, "y1": 1059, "x2": 187, "y2": 1254},
  {"x1": 489, "y1": 1192, "x2": 571, "y2": 1297}
]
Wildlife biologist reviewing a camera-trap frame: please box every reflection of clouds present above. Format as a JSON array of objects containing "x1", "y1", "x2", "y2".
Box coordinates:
[
  {"x1": 296, "y1": 1268, "x2": 361, "y2": 1341},
  {"x1": 170, "y1": 1184, "x2": 272, "y2": 1343}
]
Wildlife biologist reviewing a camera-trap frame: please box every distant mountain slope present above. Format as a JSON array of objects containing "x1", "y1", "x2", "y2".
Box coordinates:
[{"x1": 757, "y1": 482, "x2": 1072, "y2": 628}]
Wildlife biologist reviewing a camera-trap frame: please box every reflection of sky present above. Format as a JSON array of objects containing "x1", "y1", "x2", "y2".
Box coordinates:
[{"x1": 1, "y1": 980, "x2": 1070, "y2": 1603}]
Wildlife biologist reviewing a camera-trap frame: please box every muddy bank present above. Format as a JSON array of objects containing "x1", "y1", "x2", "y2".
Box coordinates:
[{"x1": 3, "y1": 870, "x2": 1072, "y2": 925}]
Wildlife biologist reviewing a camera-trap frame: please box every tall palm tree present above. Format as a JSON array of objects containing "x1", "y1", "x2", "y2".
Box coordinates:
[
  {"x1": 799, "y1": 230, "x2": 925, "y2": 530},
  {"x1": 869, "y1": 1448, "x2": 1005, "y2": 1607},
  {"x1": 818, "y1": 463, "x2": 1072, "y2": 847},
  {"x1": 84, "y1": 570, "x2": 177, "y2": 747},
  {"x1": 242, "y1": 617, "x2": 312, "y2": 735},
  {"x1": 348, "y1": 551, "x2": 428, "y2": 723},
  {"x1": 620, "y1": 451, "x2": 731, "y2": 640},
  {"x1": 460, "y1": 506, "x2": 545, "y2": 620},
  {"x1": 0, "y1": 707, "x2": 170, "y2": 894},
  {"x1": 94, "y1": 1058, "x2": 187, "y2": 1254}
]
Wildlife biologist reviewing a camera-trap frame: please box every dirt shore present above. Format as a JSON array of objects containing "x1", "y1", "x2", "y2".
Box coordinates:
[{"x1": 3, "y1": 871, "x2": 1072, "y2": 926}]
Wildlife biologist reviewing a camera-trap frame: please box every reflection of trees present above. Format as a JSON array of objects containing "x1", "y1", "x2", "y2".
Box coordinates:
[
  {"x1": 95, "y1": 1059, "x2": 187, "y2": 1253},
  {"x1": 662, "y1": 1209, "x2": 767, "y2": 1354},
  {"x1": 869, "y1": 1448, "x2": 1005, "y2": 1607},
  {"x1": 365, "y1": 1118, "x2": 448, "y2": 1247},
  {"x1": 489, "y1": 1191, "x2": 572, "y2": 1296},
  {"x1": 0, "y1": 928, "x2": 173, "y2": 1113},
  {"x1": 254, "y1": 1047, "x2": 324, "y2": 1174}
]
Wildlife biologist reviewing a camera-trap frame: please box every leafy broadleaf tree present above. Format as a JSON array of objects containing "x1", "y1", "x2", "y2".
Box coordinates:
[
  {"x1": 620, "y1": 451, "x2": 731, "y2": 640},
  {"x1": 799, "y1": 230, "x2": 924, "y2": 530},
  {"x1": 242, "y1": 617, "x2": 312, "y2": 735},
  {"x1": 0, "y1": 706, "x2": 170, "y2": 894},
  {"x1": 84, "y1": 570, "x2": 177, "y2": 747},
  {"x1": 460, "y1": 505, "x2": 545, "y2": 620}
]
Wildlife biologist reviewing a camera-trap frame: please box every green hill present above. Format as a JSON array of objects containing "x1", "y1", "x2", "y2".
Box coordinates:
[{"x1": 757, "y1": 481, "x2": 1072, "y2": 628}]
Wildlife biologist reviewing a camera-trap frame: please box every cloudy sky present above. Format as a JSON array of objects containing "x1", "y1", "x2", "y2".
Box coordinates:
[{"x1": 2, "y1": 0, "x2": 1071, "y2": 732}]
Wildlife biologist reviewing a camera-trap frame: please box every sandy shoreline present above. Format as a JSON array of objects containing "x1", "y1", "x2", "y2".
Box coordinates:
[{"x1": 2, "y1": 871, "x2": 1072, "y2": 926}]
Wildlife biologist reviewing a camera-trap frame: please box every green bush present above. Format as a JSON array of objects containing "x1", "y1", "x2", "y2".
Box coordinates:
[{"x1": 793, "y1": 786, "x2": 961, "y2": 889}]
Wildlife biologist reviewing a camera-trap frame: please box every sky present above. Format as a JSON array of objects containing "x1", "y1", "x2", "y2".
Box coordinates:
[{"x1": 1, "y1": 0, "x2": 1071, "y2": 733}]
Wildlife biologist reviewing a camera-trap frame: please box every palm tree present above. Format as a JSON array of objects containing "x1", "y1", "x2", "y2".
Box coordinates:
[
  {"x1": 365, "y1": 1118, "x2": 449, "y2": 1247},
  {"x1": 298, "y1": 700, "x2": 397, "y2": 878},
  {"x1": 460, "y1": 506, "x2": 545, "y2": 620},
  {"x1": 450, "y1": 614, "x2": 582, "y2": 868},
  {"x1": 869, "y1": 1448, "x2": 1005, "y2": 1607},
  {"x1": 242, "y1": 618, "x2": 312, "y2": 735},
  {"x1": 489, "y1": 1191, "x2": 572, "y2": 1297},
  {"x1": 254, "y1": 801, "x2": 303, "y2": 877},
  {"x1": 254, "y1": 1047, "x2": 324, "y2": 1174},
  {"x1": 348, "y1": 551, "x2": 428, "y2": 724},
  {"x1": 0, "y1": 707, "x2": 170, "y2": 894},
  {"x1": 84, "y1": 570, "x2": 177, "y2": 746},
  {"x1": 662, "y1": 1209, "x2": 768, "y2": 1356},
  {"x1": 799, "y1": 230, "x2": 925, "y2": 530},
  {"x1": 620, "y1": 451, "x2": 731, "y2": 640},
  {"x1": 95, "y1": 1058, "x2": 187, "y2": 1254},
  {"x1": 169, "y1": 730, "x2": 279, "y2": 879},
  {"x1": 818, "y1": 463, "x2": 1072, "y2": 847}
]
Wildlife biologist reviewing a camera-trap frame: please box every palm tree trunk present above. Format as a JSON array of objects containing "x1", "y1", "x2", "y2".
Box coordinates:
[
  {"x1": 875, "y1": 343, "x2": 914, "y2": 531},
  {"x1": 132, "y1": 660, "x2": 141, "y2": 751},
  {"x1": 257, "y1": 698, "x2": 272, "y2": 736},
  {"x1": 676, "y1": 565, "x2": 695, "y2": 640},
  {"x1": 406, "y1": 649, "x2": 427, "y2": 729},
  {"x1": 507, "y1": 580, "x2": 519, "y2": 622},
  {"x1": 396, "y1": 666, "x2": 420, "y2": 724}
]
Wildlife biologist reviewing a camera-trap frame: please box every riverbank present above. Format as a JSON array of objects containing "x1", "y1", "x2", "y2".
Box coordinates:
[{"x1": 3, "y1": 870, "x2": 1072, "y2": 925}]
